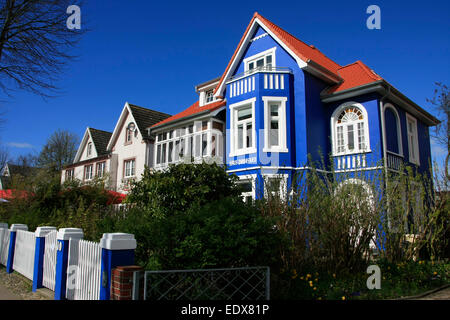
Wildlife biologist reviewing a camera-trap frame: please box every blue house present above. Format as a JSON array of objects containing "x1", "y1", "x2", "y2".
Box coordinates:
[{"x1": 149, "y1": 12, "x2": 439, "y2": 203}]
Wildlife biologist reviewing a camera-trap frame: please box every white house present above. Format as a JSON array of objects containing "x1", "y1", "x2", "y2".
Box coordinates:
[{"x1": 61, "y1": 102, "x2": 171, "y2": 193}]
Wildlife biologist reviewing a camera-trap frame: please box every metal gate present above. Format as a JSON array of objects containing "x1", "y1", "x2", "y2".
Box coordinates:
[
  {"x1": 134, "y1": 266, "x2": 270, "y2": 300},
  {"x1": 42, "y1": 230, "x2": 57, "y2": 290}
]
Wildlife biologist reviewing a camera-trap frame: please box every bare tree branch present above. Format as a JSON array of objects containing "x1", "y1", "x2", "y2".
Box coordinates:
[{"x1": 0, "y1": 0, "x2": 87, "y2": 98}]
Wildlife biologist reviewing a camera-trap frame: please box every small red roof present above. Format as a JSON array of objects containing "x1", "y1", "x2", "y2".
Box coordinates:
[
  {"x1": 151, "y1": 100, "x2": 226, "y2": 128},
  {"x1": 326, "y1": 61, "x2": 383, "y2": 94}
]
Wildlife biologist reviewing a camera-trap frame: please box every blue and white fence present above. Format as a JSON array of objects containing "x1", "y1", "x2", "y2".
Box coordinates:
[{"x1": 0, "y1": 223, "x2": 136, "y2": 300}]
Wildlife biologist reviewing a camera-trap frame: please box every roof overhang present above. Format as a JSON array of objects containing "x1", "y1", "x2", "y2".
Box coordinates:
[
  {"x1": 150, "y1": 110, "x2": 213, "y2": 133},
  {"x1": 321, "y1": 80, "x2": 440, "y2": 126}
]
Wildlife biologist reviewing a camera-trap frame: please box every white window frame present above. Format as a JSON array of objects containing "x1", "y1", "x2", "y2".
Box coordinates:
[
  {"x1": 383, "y1": 103, "x2": 403, "y2": 156},
  {"x1": 263, "y1": 173, "x2": 289, "y2": 200},
  {"x1": 262, "y1": 96, "x2": 288, "y2": 153},
  {"x1": 96, "y1": 161, "x2": 106, "y2": 178},
  {"x1": 243, "y1": 47, "x2": 276, "y2": 72},
  {"x1": 406, "y1": 113, "x2": 420, "y2": 165},
  {"x1": 84, "y1": 164, "x2": 93, "y2": 181},
  {"x1": 331, "y1": 101, "x2": 371, "y2": 156},
  {"x1": 154, "y1": 119, "x2": 225, "y2": 169},
  {"x1": 229, "y1": 97, "x2": 257, "y2": 157},
  {"x1": 87, "y1": 142, "x2": 92, "y2": 157},
  {"x1": 237, "y1": 174, "x2": 257, "y2": 202},
  {"x1": 124, "y1": 159, "x2": 136, "y2": 178}
]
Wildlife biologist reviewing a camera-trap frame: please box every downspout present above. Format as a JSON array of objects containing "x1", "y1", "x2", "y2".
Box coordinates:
[{"x1": 379, "y1": 85, "x2": 391, "y2": 234}]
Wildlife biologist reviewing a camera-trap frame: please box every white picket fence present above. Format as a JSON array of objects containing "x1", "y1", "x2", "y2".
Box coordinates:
[
  {"x1": 66, "y1": 238, "x2": 102, "y2": 300},
  {"x1": 42, "y1": 230, "x2": 58, "y2": 291},
  {"x1": 12, "y1": 230, "x2": 36, "y2": 280},
  {"x1": 0, "y1": 228, "x2": 10, "y2": 266}
]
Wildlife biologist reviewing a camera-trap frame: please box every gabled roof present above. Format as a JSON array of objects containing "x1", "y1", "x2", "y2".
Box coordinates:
[
  {"x1": 107, "y1": 102, "x2": 171, "y2": 150},
  {"x1": 151, "y1": 100, "x2": 226, "y2": 129},
  {"x1": 214, "y1": 12, "x2": 343, "y2": 97},
  {"x1": 89, "y1": 128, "x2": 112, "y2": 156},
  {"x1": 128, "y1": 104, "x2": 171, "y2": 139}
]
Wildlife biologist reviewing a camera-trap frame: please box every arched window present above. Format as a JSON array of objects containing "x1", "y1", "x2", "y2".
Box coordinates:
[
  {"x1": 383, "y1": 103, "x2": 403, "y2": 156},
  {"x1": 331, "y1": 102, "x2": 370, "y2": 155}
]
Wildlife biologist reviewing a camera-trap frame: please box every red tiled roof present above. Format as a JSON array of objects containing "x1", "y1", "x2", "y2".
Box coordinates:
[
  {"x1": 151, "y1": 100, "x2": 226, "y2": 128},
  {"x1": 214, "y1": 12, "x2": 342, "y2": 95},
  {"x1": 326, "y1": 61, "x2": 383, "y2": 94}
]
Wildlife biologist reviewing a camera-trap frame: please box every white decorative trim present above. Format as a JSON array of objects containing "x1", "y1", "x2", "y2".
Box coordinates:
[
  {"x1": 250, "y1": 32, "x2": 268, "y2": 42},
  {"x1": 226, "y1": 165, "x2": 383, "y2": 174},
  {"x1": 57, "y1": 228, "x2": 84, "y2": 241},
  {"x1": 100, "y1": 233, "x2": 137, "y2": 250}
]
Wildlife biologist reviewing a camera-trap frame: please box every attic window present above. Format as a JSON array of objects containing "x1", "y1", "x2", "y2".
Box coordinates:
[
  {"x1": 205, "y1": 90, "x2": 214, "y2": 104},
  {"x1": 87, "y1": 142, "x2": 92, "y2": 157}
]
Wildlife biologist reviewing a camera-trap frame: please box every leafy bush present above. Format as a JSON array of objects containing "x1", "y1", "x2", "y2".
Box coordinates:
[
  {"x1": 125, "y1": 162, "x2": 241, "y2": 218},
  {"x1": 116, "y1": 197, "x2": 284, "y2": 270}
]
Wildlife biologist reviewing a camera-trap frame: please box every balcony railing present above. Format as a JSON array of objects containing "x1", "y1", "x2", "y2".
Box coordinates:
[
  {"x1": 227, "y1": 66, "x2": 292, "y2": 83},
  {"x1": 386, "y1": 151, "x2": 404, "y2": 171},
  {"x1": 334, "y1": 153, "x2": 368, "y2": 170}
]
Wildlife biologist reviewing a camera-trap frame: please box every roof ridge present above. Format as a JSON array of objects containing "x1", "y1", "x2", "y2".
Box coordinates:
[
  {"x1": 89, "y1": 127, "x2": 112, "y2": 134},
  {"x1": 128, "y1": 103, "x2": 172, "y2": 116},
  {"x1": 255, "y1": 12, "x2": 342, "y2": 70}
]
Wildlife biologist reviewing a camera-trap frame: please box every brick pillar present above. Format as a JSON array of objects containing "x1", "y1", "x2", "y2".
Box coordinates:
[{"x1": 111, "y1": 266, "x2": 144, "y2": 300}]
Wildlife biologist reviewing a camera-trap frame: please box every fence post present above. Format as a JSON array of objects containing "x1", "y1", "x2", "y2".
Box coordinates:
[
  {"x1": 6, "y1": 224, "x2": 28, "y2": 273},
  {"x1": 54, "y1": 228, "x2": 83, "y2": 300},
  {"x1": 32, "y1": 226, "x2": 57, "y2": 292},
  {"x1": 99, "y1": 233, "x2": 136, "y2": 300}
]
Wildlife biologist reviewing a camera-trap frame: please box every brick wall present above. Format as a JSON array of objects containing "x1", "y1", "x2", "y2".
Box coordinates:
[{"x1": 110, "y1": 265, "x2": 144, "y2": 300}]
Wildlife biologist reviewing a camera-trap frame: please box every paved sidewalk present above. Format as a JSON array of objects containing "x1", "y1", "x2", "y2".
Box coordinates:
[
  {"x1": 418, "y1": 286, "x2": 450, "y2": 300},
  {"x1": 0, "y1": 282, "x2": 22, "y2": 300}
]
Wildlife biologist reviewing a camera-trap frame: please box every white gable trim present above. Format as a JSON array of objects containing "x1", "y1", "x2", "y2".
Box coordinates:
[
  {"x1": 73, "y1": 127, "x2": 92, "y2": 163},
  {"x1": 106, "y1": 102, "x2": 142, "y2": 151},
  {"x1": 214, "y1": 18, "x2": 308, "y2": 99}
]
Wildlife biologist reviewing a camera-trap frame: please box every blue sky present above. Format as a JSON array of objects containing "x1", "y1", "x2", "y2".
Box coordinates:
[{"x1": 0, "y1": 0, "x2": 449, "y2": 170}]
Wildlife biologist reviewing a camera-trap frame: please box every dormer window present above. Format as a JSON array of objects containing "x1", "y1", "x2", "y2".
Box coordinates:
[{"x1": 205, "y1": 90, "x2": 214, "y2": 104}]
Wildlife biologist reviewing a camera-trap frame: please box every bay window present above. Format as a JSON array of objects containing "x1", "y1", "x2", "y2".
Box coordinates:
[{"x1": 154, "y1": 119, "x2": 225, "y2": 168}]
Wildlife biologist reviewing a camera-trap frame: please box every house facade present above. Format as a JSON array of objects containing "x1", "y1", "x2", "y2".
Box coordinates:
[
  {"x1": 61, "y1": 102, "x2": 171, "y2": 193},
  {"x1": 62, "y1": 12, "x2": 439, "y2": 201},
  {"x1": 149, "y1": 12, "x2": 439, "y2": 200}
]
